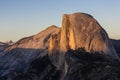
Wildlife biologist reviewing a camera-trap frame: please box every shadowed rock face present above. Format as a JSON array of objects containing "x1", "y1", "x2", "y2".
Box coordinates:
[
  {"x1": 64, "y1": 49, "x2": 120, "y2": 80},
  {"x1": 4, "y1": 49, "x2": 120, "y2": 80},
  {"x1": 0, "y1": 12, "x2": 120, "y2": 80}
]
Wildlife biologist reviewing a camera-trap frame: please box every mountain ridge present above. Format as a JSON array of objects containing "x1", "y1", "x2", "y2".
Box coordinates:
[{"x1": 0, "y1": 12, "x2": 120, "y2": 80}]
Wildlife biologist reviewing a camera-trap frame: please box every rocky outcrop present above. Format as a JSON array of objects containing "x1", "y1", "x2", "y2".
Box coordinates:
[{"x1": 5, "y1": 25, "x2": 60, "y2": 51}]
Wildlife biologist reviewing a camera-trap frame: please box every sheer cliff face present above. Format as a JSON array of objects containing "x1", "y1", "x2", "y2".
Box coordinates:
[{"x1": 56, "y1": 13, "x2": 118, "y2": 59}]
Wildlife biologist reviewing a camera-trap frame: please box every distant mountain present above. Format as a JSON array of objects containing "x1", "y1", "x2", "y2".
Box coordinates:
[
  {"x1": 0, "y1": 40, "x2": 13, "y2": 46},
  {"x1": 0, "y1": 42, "x2": 9, "y2": 52},
  {"x1": 111, "y1": 39, "x2": 120, "y2": 56},
  {"x1": 0, "y1": 12, "x2": 120, "y2": 80},
  {"x1": 0, "y1": 42, "x2": 6, "y2": 45},
  {"x1": 4, "y1": 40, "x2": 13, "y2": 45}
]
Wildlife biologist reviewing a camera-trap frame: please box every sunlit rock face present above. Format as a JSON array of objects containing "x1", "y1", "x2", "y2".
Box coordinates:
[
  {"x1": 61, "y1": 13, "x2": 115, "y2": 55},
  {"x1": 49, "y1": 12, "x2": 119, "y2": 61}
]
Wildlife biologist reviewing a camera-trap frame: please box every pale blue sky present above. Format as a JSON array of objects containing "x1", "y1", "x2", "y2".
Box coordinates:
[{"x1": 0, "y1": 0, "x2": 120, "y2": 41}]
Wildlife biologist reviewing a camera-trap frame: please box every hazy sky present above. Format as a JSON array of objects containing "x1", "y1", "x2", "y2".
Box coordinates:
[{"x1": 0, "y1": 0, "x2": 120, "y2": 41}]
